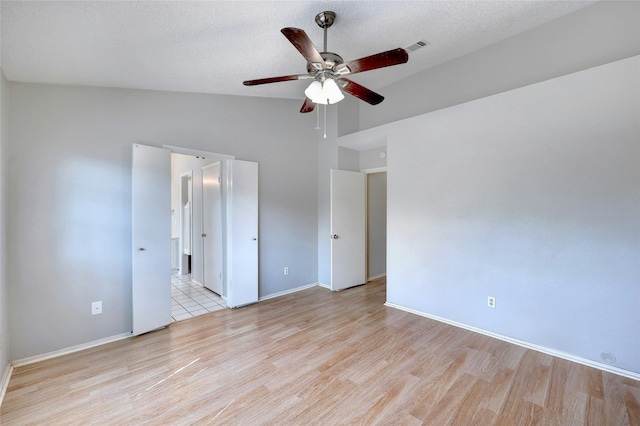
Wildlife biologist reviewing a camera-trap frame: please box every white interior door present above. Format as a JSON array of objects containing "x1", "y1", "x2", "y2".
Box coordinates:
[
  {"x1": 132, "y1": 144, "x2": 171, "y2": 335},
  {"x1": 331, "y1": 169, "x2": 366, "y2": 291},
  {"x1": 179, "y1": 172, "x2": 192, "y2": 275},
  {"x1": 227, "y1": 160, "x2": 259, "y2": 307},
  {"x1": 202, "y1": 162, "x2": 223, "y2": 295}
]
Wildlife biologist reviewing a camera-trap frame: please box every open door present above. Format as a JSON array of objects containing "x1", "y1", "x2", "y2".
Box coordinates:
[
  {"x1": 226, "y1": 160, "x2": 259, "y2": 307},
  {"x1": 132, "y1": 144, "x2": 171, "y2": 335},
  {"x1": 331, "y1": 169, "x2": 366, "y2": 291},
  {"x1": 202, "y1": 162, "x2": 223, "y2": 295},
  {"x1": 179, "y1": 171, "x2": 193, "y2": 275}
]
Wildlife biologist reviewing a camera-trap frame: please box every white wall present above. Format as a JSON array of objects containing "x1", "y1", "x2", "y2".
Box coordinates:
[
  {"x1": 7, "y1": 84, "x2": 318, "y2": 360},
  {"x1": 0, "y1": 70, "x2": 9, "y2": 377},
  {"x1": 386, "y1": 56, "x2": 639, "y2": 374}
]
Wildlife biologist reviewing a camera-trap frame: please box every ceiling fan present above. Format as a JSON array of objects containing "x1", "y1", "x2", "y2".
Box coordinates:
[{"x1": 242, "y1": 11, "x2": 409, "y2": 113}]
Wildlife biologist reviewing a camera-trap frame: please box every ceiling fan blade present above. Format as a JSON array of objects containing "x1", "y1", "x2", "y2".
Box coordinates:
[
  {"x1": 243, "y1": 74, "x2": 310, "y2": 86},
  {"x1": 300, "y1": 97, "x2": 315, "y2": 113},
  {"x1": 338, "y1": 78, "x2": 384, "y2": 105},
  {"x1": 281, "y1": 27, "x2": 326, "y2": 69},
  {"x1": 334, "y1": 48, "x2": 409, "y2": 75}
]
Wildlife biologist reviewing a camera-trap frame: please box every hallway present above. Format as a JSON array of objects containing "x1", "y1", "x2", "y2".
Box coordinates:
[{"x1": 171, "y1": 274, "x2": 226, "y2": 321}]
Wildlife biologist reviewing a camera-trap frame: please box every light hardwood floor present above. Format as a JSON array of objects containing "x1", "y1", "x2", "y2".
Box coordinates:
[{"x1": 2, "y1": 278, "x2": 639, "y2": 425}]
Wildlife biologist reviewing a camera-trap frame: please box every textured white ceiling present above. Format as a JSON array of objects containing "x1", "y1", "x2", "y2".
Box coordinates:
[{"x1": 1, "y1": 1, "x2": 596, "y2": 100}]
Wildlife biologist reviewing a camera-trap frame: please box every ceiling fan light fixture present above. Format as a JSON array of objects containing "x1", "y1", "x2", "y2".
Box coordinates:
[
  {"x1": 244, "y1": 11, "x2": 407, "y2": 112},
  {"x1": 305, "y1": 80, "x2": 327, "y2": 104},
  {"x1": 322, "y1": 78, "x2": 344, "y2": 104}
]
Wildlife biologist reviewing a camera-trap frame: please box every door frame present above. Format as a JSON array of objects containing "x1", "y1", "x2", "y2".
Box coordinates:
[
  {"x1": 328, "y1": 166, "x2": 387, "y2": 290},
  {"x1": 362, "y1": 167, "x2": 387, "y2": 282}
]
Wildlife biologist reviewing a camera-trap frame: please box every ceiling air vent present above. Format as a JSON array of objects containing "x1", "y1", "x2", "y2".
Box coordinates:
[{"x1": 405, "y1": 39, "x2": 430, "y2": 53}]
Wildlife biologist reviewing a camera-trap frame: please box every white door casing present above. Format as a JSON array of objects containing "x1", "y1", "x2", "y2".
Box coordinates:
[
  {"x1": 202, "y1": 162, "x2": 223, "y2": 295},
  {"x1": 226, "y1": 160, "x2": 259, "y2": 307},
  {"x1": 132, "y1": 144, "x2": 172, "y2": 335},
  {"x1": 330, "y1": 169, "x2": 366, "y2": 291}
]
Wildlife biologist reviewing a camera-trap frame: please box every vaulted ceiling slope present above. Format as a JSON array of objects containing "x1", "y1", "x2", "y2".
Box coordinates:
[{"x1": 1, "y1": 1, "x2": 596, "y2": 99}]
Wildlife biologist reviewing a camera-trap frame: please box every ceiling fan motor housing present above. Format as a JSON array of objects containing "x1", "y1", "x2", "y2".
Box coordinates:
[{"x1": 307, "y1": 51, "x2": 344, "y2": 76}]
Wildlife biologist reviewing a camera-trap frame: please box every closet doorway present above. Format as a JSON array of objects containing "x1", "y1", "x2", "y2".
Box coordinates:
[
  {"x1": 171, "y1": 153, "x2": 226, "y2": 322},
  {"x1": 133, "y1": 144, "x2": 258, "y2": 334}
]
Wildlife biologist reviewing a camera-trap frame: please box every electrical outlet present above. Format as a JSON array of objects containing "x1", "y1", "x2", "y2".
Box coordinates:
[
  {"x1": 92, "y1": 301, "x2": 102, "y2": 315},
  {"x1": 487, "y1": 296, "x2": 496, "y2": 309},
  {"x1": 284, "y1": 267, "x2": 289, "y2": 275}
]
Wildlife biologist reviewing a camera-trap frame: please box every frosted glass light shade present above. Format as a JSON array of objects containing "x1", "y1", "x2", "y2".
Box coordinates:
[
  {"x1": 305, "y1": 79, "x2": 344, "y2": 105},
  {"x1": 305, "y1": 81, "x2": 327, "y2": 105},
  {"x1": 322, "y1": 78, "x2": 344, "y2": 104}
]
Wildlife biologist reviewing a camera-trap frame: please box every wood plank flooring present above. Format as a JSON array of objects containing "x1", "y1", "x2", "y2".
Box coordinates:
[{"x1": 2, "y1": 278, "x2": 639, "y2": 425}]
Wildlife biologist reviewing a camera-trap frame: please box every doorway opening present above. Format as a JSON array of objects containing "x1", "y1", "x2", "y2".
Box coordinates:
[
  {"x1": 132, "y1": 144, "x2": 259, "y2": 335},
  {"x1": 366, "y1": 171, "x2": 386, "y2": 282},
  {"x1": 170, "y1": 153, "x2": 227, "y2": 322}
]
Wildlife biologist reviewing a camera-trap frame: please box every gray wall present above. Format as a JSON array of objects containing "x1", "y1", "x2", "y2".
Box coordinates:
[
  {"x1": 0, "y1": 70, "x2": 9, "y2": 374},
  {"x1": 7, "y1": 83, "x2": 318, "y2": 360},
  {"x1": 359, "y1": 1, "x2": 640, "y2": 131},
  {"x1": 367, "y1": 172, "x2": 386, "y2": 279},
  {"x1": 359, "y1": 147, "x2": 387, "y2": 171},
  {"x1": 316, "y1": 106, "x2": 340, "y2": 287},
  {"x1": 386, "y1": 56, "x2": 639, "y2": 374},
  {"x1": 337, "y1": 97, "x2": 360, "y2": 137},
  {"x1": 337, "y1": 147, "x2": 359, "y2": 172}
]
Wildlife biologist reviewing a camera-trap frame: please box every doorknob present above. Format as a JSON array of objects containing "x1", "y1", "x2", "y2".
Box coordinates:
[
  {"x1": 252, "y1": 238, "x2": 257, "y2": 241},
  {"x1": 332, "y1": 234, "x2": 339, "y2": 239},
  {"x1": 138, "y1": 248, "x2": 146, "y2": 251}
]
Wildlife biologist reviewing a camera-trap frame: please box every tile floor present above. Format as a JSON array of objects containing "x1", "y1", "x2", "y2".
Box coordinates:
[{"x1": 171, "y1": 274, "x2": 227, "y2": 322}]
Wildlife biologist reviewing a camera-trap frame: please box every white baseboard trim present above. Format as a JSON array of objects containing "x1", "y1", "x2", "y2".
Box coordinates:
[
  {"x1": 191, "y1": 279, "x2": 203, "y2": 287},
  {"x1": 0, "y1": 363, "x2": 14, "y2": 407},
  {"x1": 259, "y1": 282, "x2": 319, "y2": 302},
  {"x1": 11, "y1": 332, "x2": 133, "y2": 368},
  {"x1": 318, "y1": 283, "x2": 331, "y2": 290},
  {"x1": 384, "y1": 302, "x2": 640, "y2": 381},
  {"x1": 367, "y1": 273, "x2": 386, "y2": 281}
]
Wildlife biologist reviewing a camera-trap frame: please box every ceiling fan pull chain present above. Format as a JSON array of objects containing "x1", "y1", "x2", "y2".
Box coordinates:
[
  {"x1": 315, "y1": 106, "x2": 320, "y2": 130},
  {"x1": 323, "y1": 104, "x2": 327, "y2": 139}
]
